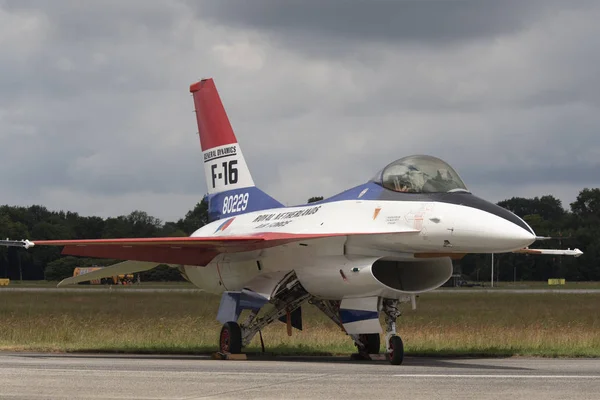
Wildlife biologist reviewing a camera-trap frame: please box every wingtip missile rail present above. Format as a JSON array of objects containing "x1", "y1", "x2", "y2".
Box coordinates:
[
  {"x1": 0, "y1": 239, "x2": 35, "y2": 249},
  {"x1": 514, "y1": 247, "x2": 584, "y2": 257}
]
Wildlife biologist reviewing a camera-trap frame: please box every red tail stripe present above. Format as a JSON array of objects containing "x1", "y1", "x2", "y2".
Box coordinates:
[{"x1": 190, "y1": 79, "x2": 237, "y2": 151}]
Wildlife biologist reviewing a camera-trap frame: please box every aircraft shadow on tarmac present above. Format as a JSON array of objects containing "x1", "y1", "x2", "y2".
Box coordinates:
[{"x1": 242, "y1": 354, "x2": 531, "y2": 371}]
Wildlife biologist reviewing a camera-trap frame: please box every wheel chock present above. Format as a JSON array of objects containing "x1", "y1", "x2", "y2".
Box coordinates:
[{"x1": 212, "y1": 352, "x2": 247, "y2": 360}]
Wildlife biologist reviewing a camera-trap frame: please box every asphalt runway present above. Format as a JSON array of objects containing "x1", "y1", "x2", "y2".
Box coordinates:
[
  {"x1": 0, "y1": 353, "x2": 598, "y2": 400},
  {"x1": 2, "y1": 287, "x2": 600, "y2": 294}
]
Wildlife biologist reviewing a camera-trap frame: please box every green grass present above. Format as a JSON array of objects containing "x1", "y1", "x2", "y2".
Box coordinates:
[
  {"x1": 492, "y1": 281, "x2": 600, "y2": 289},
  {"x1": 0, "y1": 291, "x2": 598, "y2": 357},
  {"x1": 439, "y1": 281, "x2": 600, "y2": 290},
  {"x1": 3, "y1": 280, "x2": 196, "y2": 288},
  {"x1": 7, "y1": 280, "x2": 600, "y2": 290}
]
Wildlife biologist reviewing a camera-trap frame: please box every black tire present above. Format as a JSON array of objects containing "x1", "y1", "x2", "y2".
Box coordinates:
[
  {"x1": 387, "y1": 335, "x2": 404, "y2": 365},
  {"x1": 359, "y1": 333, "x2": 381, "y2": 354},
  {"x1": 219, "y1": 321, "x2": 242, "y2": 354}
]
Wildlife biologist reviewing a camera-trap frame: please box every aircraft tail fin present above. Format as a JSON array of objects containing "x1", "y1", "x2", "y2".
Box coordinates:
[{"x1": 190, "y1": 79, "x2": 283, "y2": 221}]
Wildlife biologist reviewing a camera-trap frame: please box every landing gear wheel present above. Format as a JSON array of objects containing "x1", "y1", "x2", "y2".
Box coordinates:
[
  {"x1": 387, "y1": 335, "x2": 404, "y2": 365},
  {"x1": 219, "y1": 321, "x2": 242, "y2": 354},
  {"x1": 360, "y1": 333, "x2": 381, "y2": 354}
]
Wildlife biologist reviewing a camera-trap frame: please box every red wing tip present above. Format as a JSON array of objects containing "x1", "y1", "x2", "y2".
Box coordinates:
[{"x1": 189, "y1": 78, "x2": 214, "y2": 93}]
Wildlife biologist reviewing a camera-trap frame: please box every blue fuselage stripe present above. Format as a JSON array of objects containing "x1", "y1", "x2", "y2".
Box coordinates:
[{"x1": 339, "y1": 309, "x2": 379, "y2": 324}]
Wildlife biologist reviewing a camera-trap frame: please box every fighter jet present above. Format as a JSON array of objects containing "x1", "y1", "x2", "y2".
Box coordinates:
[{"x1": 1, "y1": 78, "x2": 582, "y2": 365}]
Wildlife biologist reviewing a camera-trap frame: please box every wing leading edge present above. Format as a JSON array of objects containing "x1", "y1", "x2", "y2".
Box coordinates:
[
  {"x1": 13, "y1": 229, "x2": 419, "y2": 266},
  {"x1": 33, "y1": 236, "x2": 264, "y2": 266}
]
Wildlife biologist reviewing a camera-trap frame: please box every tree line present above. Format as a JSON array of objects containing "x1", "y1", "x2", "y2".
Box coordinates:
[
  {"x1": 0, "y1": 199, "x2": 209, "y2": 281},
  {"x1": 1, "y1": 189, "x2": 599, "y2": 282}
]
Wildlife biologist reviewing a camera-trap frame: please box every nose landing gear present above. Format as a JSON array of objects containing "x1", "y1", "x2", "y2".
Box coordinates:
[
  {"x1": 382, "y1": 299, "x2": 404, "y2": 365},
  {"x1": 387, "y1": 335, "x2": 404, "y2": 365},
  {"x1": 312, "y1": 297, "x2": 408, "y2": 365}
]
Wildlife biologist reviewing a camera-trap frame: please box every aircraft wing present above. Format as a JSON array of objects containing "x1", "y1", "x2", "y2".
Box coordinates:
[
  {"x1": 33, "y1": 236, "x2": 265, "y2": 266},
  {"x1": 1, "y1": 228, "x2": 419, "y2": 266}
]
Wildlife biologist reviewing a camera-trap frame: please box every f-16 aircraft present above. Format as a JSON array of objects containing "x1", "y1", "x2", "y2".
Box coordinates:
[{"x1": 1, "y1": 78, "x2": 582, "y2": 365}]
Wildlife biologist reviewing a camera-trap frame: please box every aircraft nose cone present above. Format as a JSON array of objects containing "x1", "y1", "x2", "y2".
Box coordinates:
[
  {"x1": 500, "y1": 222, "x2": 536, "y2": 250},
  {"x1": 474, "y1": 217, "x2": 536, "y2": 252},
  {"x1": 451, "y1": 210, "x2": 536, "y2": 253}
]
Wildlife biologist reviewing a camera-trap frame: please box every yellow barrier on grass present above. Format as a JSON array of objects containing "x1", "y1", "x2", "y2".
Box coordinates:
[
  {"x1": 0, "y1": 279, "x2": 9, "y2": 286},
  {"x1": 548, "y1": 278, "x2": 566, "y2": 285}
]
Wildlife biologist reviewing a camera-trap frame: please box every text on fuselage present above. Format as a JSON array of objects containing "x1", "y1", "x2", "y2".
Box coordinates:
[{"x1": 252, "y1": 206, "x2": 321, "y2": 225}]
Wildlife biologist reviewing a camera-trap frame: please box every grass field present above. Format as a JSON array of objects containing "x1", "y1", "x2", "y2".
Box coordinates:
[
  {"x1": 455, "y1": 281, "x2": 600, "y2": 290},
  {"x1": 3, "y1": 280, "x2": 197, "y2": 289},
  {"x1": 6, "y1": 280, "x2": 600, "y2": 290},
  {"x1": 0, "y1": 290, "x2": 598, "y2": 357}
]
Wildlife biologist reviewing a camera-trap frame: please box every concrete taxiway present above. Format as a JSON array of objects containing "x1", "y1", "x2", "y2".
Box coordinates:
[{"x1": 0, "y1": 353, "x2": 598, "y2": 399}]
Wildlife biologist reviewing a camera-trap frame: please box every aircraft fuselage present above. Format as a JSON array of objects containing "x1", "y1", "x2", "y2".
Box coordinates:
[{"x1": 183, "y1": 189, "x2": 535, "y2": 299}]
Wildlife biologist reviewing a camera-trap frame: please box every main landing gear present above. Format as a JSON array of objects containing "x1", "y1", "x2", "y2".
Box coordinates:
[
  {"x1": 219, "y1": 321, "x2": 242, "y2": 354},
  {"x1": 216, "y1": 281, "x2": 408, "y2": 366},
  {"x1": 217, "y1": 273, "x2": 310, "y2": 355}
]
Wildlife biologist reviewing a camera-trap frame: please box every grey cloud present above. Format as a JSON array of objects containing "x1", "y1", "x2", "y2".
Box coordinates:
[
  {"x1": 1, "y1": 0, "x2": 599, "y2": 221},
  {"x1": 0, "y1": 1, "x2": 208, "y2": 212},
  {"x1": 3, "y1": 0, "x2": 183, "y2": 41},
  {"x1": 1, "y1": 1, "x2": 182, "y2": 101},
  {"x1": 194, "y1": 0, "x2": 565, "y2": 46},
  {"x1": 464, "y1": 164, "x2": 600, "y2": 187}
]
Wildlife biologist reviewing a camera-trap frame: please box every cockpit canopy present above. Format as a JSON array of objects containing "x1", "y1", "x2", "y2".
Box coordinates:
[{"x1": 371, "y1": 155, "x2": 469, "y2": 194}]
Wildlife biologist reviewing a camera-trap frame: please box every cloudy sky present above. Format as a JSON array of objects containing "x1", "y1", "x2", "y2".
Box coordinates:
[{"x1": 1, "y1": 0, "x2": 599, "y2": 222}]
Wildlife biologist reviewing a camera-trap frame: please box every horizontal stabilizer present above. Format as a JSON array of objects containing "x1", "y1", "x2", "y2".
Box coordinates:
[
  {"x1": 513, "y1": 248, "x2": 583, "y2": 257},
  {"x1": 57, "y1": 260, "x2": 158, "y2": 287}
]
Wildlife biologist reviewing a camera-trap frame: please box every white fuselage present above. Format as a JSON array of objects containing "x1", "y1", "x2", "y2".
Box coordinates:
[{"x1": 182, "y1": 198, "x2": 535, "y2": 300}]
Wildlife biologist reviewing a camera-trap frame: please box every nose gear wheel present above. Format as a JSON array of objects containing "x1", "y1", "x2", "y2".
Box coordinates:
[{"x1": 387, "y1": 335, "x2": 404, "y2": 365}]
